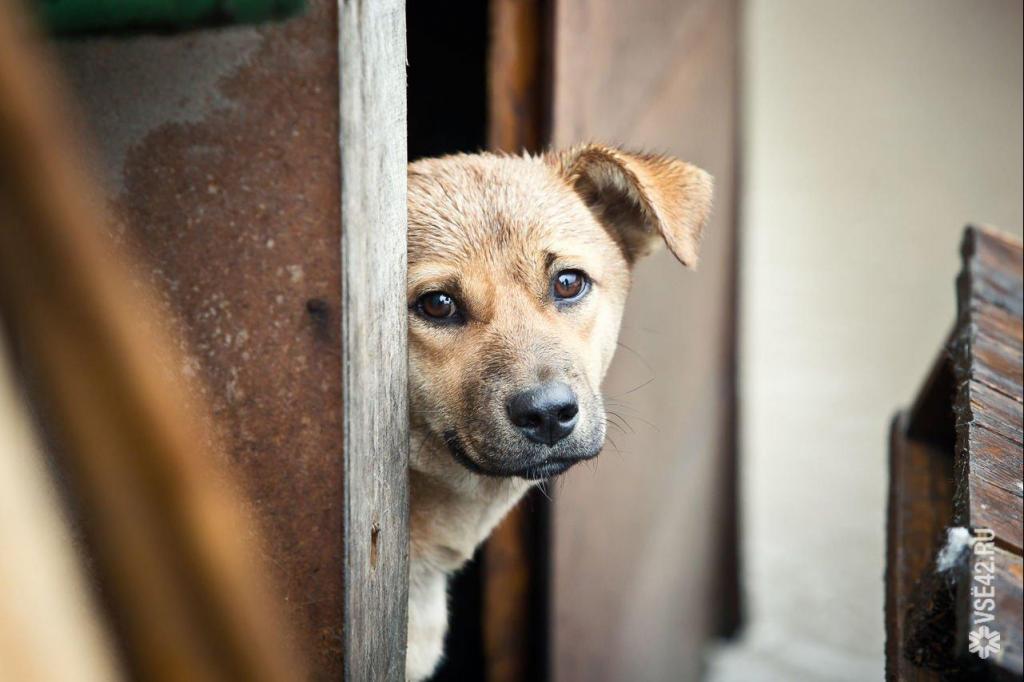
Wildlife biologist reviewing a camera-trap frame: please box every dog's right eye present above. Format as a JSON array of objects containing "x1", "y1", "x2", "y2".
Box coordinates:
[{"x1": 416, "y1": 292, "x2": 461, "y2": 322}]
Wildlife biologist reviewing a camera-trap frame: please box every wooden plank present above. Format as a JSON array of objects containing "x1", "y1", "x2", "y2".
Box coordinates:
[
  {"x1": 488, "y1": 0, "x2": 549, "y2": 153},
  {"x1": 56, "y1": 2, "x2": 347, "y2": 673},
  {"x1": 885, "y1": 414, "x2": 953, "y2": 681},
  {"x1": 0, "y1": 5, "x2": 302, "y2": 678},
  {"x1": 958, "y1": 420, "x2": 1024, "y2": 551},
  {"x1": 959, "y1": 227, "x2": 1024, "y2": 319},
  {"x1": 953, "y1": 226, "x2": 1024, "y2": 555},
  {"x1": 889, "y1": 226, "x2": 1022, "y2": 681},
  {"x1": 905, "y1": 336, "x2": 956, "y2": 449},
  {"x1": 339, "y1": 2, "x2": 410, "y2": 680},
  {"x1": 950, "y1": 226, "x2": 1024, "y2": 679},
  {"x1": 970, "y1": 328, "x2": 1024, "y2": 401},
  {"x1": 964, "y1": 382, "x2": 1023, "y2": 447},
  {"x1": 549, "y1": 0, "x2": 740, "y2": 679},
  {"x1": 484, "y1": 1, "x2": 552, "y2": 680}
]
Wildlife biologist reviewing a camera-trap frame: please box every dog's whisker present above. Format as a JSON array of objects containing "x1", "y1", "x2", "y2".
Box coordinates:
[
  {"x1": 603, "y1": 398, "x2": 650, "y2": 416},
  {"x1": 606, "y1": 411, "x2": 632, "y2": 432},
  {"x1": 535, "y1": 480, "x2": 553, "y2": 501},
  {"x1": 608, "y1": 375, "x2": 655, "y2": 398},
  {"x1": 603, "y1": 421, "x2": 627, "y2": 438},
  {"x1": 606, "y1": 407, "x2": 658, "y2": 432},
  {"x1": 603, "y1": 419, "x2": 627, "y2": 435},
  {"x1": 605, "y1": 410, "x2": 636, "y2": 435},
  {"x1": 602, "y1": 411, "x2": 627, "y2": 429},
  {"x1": 615, "y1": 340, "x2": 654, "y2": 373}
]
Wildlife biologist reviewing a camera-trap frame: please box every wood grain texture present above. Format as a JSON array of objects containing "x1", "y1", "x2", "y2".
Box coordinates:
[
  {"x1": 885, "y1": 413, "x2": 953, "y2": 681},
  {"x1": 484, "y1": 2, "x2": 551, "y2": 680},
  {"x1": 951, "y1": 226, "x2": 1023, "y2": 679},
  {"x1": 549, "y1": 1, "x2": 740, "y2": 680},
  {"x1": 952, "y1": 226, "x2": 1024, "y2": 553},
  {"x1": 339, "y1": 1, "x2": 410, "y2": 680}
]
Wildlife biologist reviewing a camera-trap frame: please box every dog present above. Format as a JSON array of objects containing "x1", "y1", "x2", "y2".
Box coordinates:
[{"x1": 405, "y1": 143, "x2": 712, "y2": 681}]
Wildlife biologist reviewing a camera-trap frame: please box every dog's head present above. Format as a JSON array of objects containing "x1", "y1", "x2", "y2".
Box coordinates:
[{"x1": 407, "y1": 144, "x2": 712, "y2": 480}]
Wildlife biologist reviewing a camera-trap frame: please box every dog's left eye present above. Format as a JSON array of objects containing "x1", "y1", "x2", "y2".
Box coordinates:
[
  {"x1": 552, "y1": 269, "x2": 589, "y2": 301},
  {"x1": 416, "y1": 291, "x2": 461, "y2": 322}
]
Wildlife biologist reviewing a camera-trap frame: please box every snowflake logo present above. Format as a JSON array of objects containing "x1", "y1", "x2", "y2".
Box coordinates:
[{"x1": 968, "y1": 626, "x2": 1001, "y2": 660}]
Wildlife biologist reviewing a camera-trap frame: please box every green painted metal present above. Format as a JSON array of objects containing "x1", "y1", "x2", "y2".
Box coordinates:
[{"x1": 40, "y1": 0, "x2": 304, "y2": 33}]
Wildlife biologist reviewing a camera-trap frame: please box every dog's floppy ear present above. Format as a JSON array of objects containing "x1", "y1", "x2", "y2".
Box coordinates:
[{"x1": 550, "y1": 144, "x2": 713, "y2": 267}]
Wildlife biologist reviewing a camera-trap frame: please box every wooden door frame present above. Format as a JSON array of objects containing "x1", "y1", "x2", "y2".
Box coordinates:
[{"x1": 339, "y1": 1, "x2": 410, "y2": 680}]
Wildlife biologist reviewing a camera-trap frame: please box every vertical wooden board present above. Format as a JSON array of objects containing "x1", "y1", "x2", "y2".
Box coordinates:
[
  {"x1": 339, "y1": 1, "x2": 409, "y2": 680},
  {"x1": 549, "y1": 1, "x2": 740, "y2": 680},
  {"x1": 56, "y1": 2, "x2": 347, "y2": 675},
  {"x1": 484, "y1": 2, "x2": 552, "y2": 681},
  {"x1": 884, "y1": 414, "x2": 952, "y2": 681}
]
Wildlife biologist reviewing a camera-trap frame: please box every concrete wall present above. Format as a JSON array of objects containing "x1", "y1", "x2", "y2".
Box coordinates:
[{"x1": 709, "y1": 1, "x2": 1023, "y2": 679}]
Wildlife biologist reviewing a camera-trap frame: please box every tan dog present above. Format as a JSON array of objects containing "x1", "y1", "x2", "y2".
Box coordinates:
[{"x1": 405, "y1": 144, "x2": 712, "y2": 680}]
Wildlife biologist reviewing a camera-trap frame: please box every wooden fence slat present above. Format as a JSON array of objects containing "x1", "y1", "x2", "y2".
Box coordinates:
[
  {"x1": 483, "y1": 1, "x2": 552, "y2": 680},
  {"x1": 339, "y1": 1, "x2": 410, "y2": 679}
]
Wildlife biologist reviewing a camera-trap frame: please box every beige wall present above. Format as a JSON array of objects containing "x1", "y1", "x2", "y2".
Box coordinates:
[{"x1": 710, "y1": 1, "x2": 1023, "y2": 679}]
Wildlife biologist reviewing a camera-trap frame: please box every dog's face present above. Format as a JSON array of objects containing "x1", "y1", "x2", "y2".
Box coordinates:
[{"x1": 407, "y1": 144, "x2": 711, "y2": 480}]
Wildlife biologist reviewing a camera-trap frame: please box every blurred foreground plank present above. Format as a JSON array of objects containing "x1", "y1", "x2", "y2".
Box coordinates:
[
  {"x1": 0, "y1": 333, "x2": 121, "y2": 682},
  {"x1": 0, "y1": 3, "x2": 304, "y2": 680}
]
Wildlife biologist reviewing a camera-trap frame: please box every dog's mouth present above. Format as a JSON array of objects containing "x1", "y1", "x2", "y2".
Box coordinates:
[
  {"x1": 442, "y1": 430, "x2": 499, "y2": 476},
  {"x1": 442, "y1": 429, "x2": 595, "y2": 480},
  {"x1": 514, "y1": 458, "x2": 578, "y2": 480}
]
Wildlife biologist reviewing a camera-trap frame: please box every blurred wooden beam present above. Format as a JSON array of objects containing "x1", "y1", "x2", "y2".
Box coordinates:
[
  {"x1": 549, "y1": 1, "x2": 742, "y2": 678},
  {"x1": 488, "y1": 0, "x2": 549, "y2": 154},
  {"x1": 0, "y1": 3, "x2": 302, "y2": 680},
  {"x1": 484, "y1": 2, "x2": 552, "y2": 680},
  {"x1": 0, "y1": 333, "x2": 122, "y2": 682}
]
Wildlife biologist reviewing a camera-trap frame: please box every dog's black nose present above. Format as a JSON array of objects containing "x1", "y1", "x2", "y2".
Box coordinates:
[{"x1": 507, "y1": 382, "x2": 579, "y2": 446}]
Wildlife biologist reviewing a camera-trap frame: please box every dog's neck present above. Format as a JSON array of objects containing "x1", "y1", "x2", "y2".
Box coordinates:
[{"x1": 408, "y1": 429, "x2": 534, "y2": 574}]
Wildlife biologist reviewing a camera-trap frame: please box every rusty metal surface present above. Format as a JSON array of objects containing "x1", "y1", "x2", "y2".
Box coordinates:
[{"x1": 56, "y1": 2, "x2": 345, "y2": 676}]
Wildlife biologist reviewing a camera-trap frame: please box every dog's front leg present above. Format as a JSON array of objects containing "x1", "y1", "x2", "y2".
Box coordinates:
[{"x1": 406, "y1": 558, "x2": 449, "y2": 682}]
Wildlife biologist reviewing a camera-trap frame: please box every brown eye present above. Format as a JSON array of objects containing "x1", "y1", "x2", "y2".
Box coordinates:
[
  {"x1": 417, "y1": 291, "x2": 459, "y2": 321},
  {"x1": 553, "y1": 269, "x2": 589, "y2": 301}
]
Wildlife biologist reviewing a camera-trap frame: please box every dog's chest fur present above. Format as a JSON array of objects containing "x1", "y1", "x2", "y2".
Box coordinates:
[{"x1": 405, "y1": 432, "x2": 533, "y2": 681}]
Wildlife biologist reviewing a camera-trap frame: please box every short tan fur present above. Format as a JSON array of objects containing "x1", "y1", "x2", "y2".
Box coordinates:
[{"x1": 404, "y1": 144, "x2": 712, "y2": 680}]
